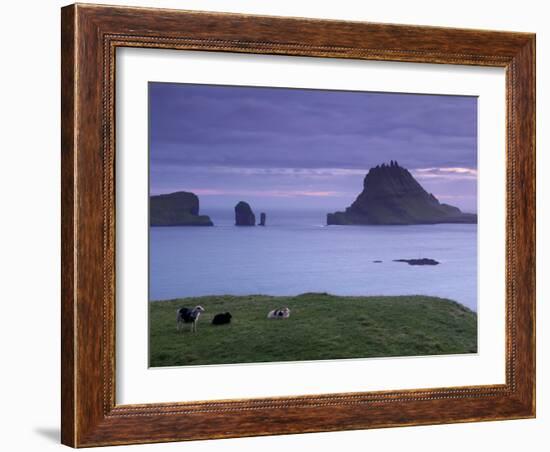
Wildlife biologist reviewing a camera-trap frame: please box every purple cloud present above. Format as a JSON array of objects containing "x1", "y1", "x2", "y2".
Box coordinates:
[{"x1": 149, "y1": 82, "x2": 477, "y2": 212}]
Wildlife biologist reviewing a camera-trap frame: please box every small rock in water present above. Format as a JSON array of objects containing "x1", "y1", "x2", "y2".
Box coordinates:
[
  {"x1": 259, "y1": 212, "x2": 266, "y2": 226},
  {"x1": 393, "y1": 258, "x2": 439, "y2": 266}
]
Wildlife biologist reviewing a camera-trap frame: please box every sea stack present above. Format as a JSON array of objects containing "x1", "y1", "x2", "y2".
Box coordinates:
[
  {"x1": 235, "y1": 201, "x2": 256, "y2": 226},
  {"x1": 150, "y1": 191, "x2": 213, "y2": 226},
  {"x1": 327, "y1": 161, "x2": 477, "y2": 225},
  {"x1": 259, "y1": 212, "x2": 266, "y2": 226}
]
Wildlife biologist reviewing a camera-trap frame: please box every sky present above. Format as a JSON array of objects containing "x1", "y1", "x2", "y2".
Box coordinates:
[{"x1": 149, "y1": 82, "x2": 478, "y2": 213}]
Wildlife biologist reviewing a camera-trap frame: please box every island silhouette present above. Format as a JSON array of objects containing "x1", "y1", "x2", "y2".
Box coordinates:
[
  {"x1": 327, "y1": 161, "x2": 477, "y2": 225},
  {"x1": 150, "y1": 191, "x2": 213, "y2": 226}
]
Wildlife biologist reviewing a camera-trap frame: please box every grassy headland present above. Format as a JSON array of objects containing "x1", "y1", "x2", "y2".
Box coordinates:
[{"x1": 149, "y1": 293, "x2": 477, "y2": 367}]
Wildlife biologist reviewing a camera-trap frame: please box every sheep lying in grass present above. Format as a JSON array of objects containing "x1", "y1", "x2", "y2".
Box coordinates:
[
  {"x1": 212, "y1": 312, "x2": 232, "y2": 325},
  {"x1": 176, "y1": 305, "x2": 205, "y2": 333},
  {"x1": 267, "y1": 307, "x2": 290, "y2": 319}
]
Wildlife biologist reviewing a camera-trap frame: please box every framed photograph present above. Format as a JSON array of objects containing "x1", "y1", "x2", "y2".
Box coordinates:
[{"x1": 61, "y1": 3, "x2": 535, "y2": 447}]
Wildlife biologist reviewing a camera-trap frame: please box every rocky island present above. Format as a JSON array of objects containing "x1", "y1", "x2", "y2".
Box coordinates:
[
  {"x1": 394, "y1": 258, "x2": 440, "y2": 266},
  {"x1": 235, "y1": 201, "x2": 256, "y2": 226},
  {"x1": 150, "y1": 191, "x2": 213, "y2": 226},
  {"x1": 327, "y1": 161, "x2": 477, "y2": 225}
]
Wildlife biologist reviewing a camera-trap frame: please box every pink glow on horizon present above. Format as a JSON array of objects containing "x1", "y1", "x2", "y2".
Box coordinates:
[{"x1": 412, "y1": 167, "x2": 477, "y2": 180}]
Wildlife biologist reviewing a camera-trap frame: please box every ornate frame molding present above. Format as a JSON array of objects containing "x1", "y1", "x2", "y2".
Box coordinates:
[{"x1": 61, "y1": 4, "x2": 535, "y2": 447}]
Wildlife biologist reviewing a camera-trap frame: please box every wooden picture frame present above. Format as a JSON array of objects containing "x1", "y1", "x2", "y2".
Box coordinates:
[{"x1": 61, "y1": 3, "x2": 535, "y2": 447}]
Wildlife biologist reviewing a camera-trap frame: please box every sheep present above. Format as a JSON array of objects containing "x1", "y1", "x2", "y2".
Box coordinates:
[
  {"x1": 212, "y1": 312, "x2": 232, "y2": 325},
  {"x1": 267, "y1": 307, "x2": 290, "y2": 319},
  {"x1": 176, "y1": 305, "x2": 205, "y2": 333}
]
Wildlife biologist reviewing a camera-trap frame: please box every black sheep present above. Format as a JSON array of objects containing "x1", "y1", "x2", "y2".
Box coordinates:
[{"x1": 212, "y1": 312, "x2": 232, "y2": 325}]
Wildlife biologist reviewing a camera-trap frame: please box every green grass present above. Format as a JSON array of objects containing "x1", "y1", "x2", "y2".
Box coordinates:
[{"x1": 149, "y1": 293, "x2": 477, "y2": 367}]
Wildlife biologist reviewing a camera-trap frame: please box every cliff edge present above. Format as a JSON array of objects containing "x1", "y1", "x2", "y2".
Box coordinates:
[{"x1": 150, "y1": 191, "x2": 213, "y2": 226}]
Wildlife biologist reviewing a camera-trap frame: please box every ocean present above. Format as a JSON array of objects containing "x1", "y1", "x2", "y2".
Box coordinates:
[{"x1": 149, "y1": 210, "x2": 477, "y2": 311}]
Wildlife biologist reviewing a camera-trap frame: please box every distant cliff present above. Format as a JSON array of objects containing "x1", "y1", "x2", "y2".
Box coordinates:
[
  {"x1": 235, "y1": 201, "x2": 256, "y2": 226},
  {"x1": 150, "y1": 191, "x2": 213, "y2": 226},
  {"x1": 327, "y1": 161, "x2": 477, "y2": 225}
]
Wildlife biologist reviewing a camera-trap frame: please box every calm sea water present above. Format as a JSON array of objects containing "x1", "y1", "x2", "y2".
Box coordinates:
[{"x1": 149, "y1": 210, "x2": 477, "y2": 311}]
